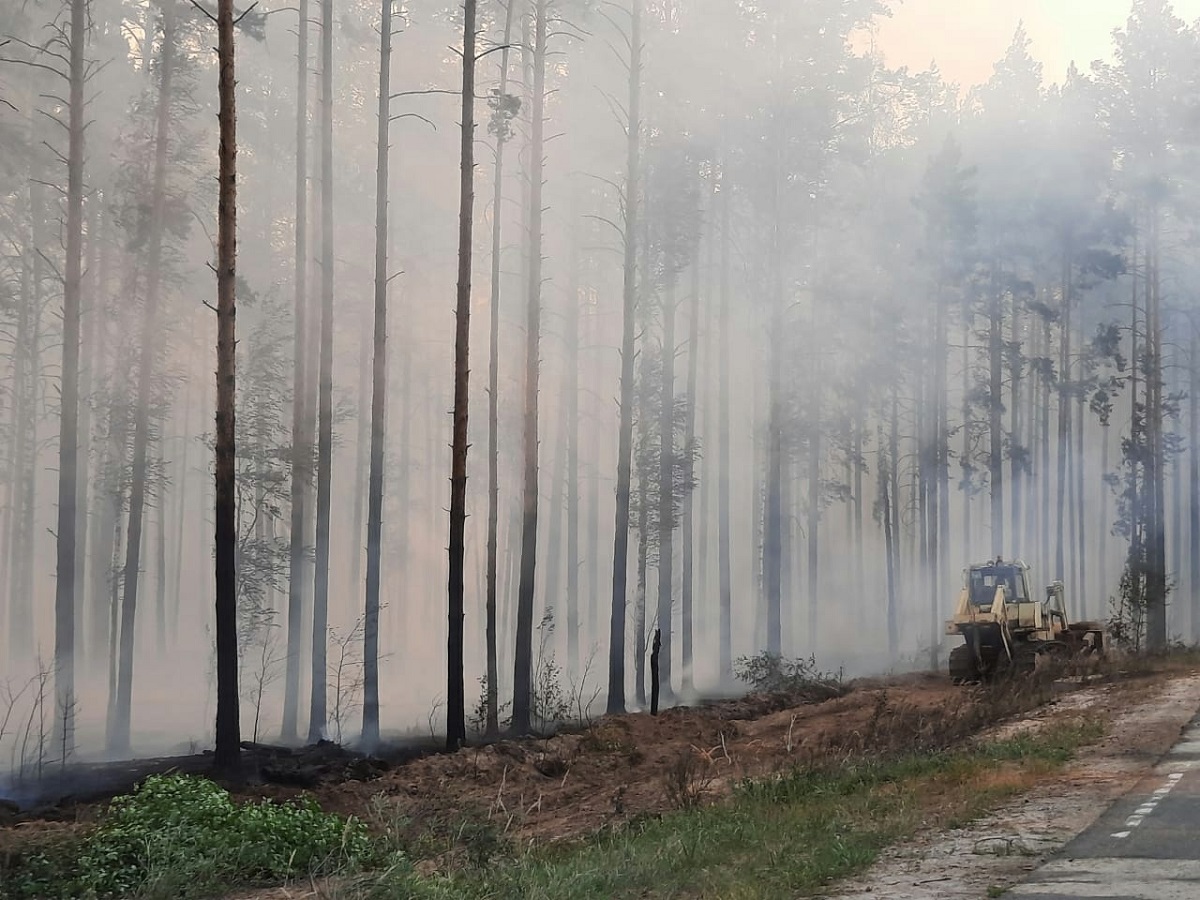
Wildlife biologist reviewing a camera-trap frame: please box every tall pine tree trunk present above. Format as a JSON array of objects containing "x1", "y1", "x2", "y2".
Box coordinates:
[
  {"x1": 112, "y1": 11, "x2": 176, "y2": 753},
  {"x1": 485, "y1": 0, "x2": 517, "y2": 738},
  {"x1": 214, "y1": 0, "x2": 241, "y2": 774},
  {"x1": 308, "y1": 0, "x2": 336, "y2": 742},
  {"x1": 281, "y1": 0, "x2": 309, "y2": 741},
  {"x1": 446, "y1": 0, "x2": 477, "y2": 749},
  {"x1": 361, "y1": 0, "x2": 392, "y2": 751},
  {"x1": 1146, "y1": 227, "x2": 1167, "y2": 650},
  {"x1": 54, "y1": 0, "x2": 86, "y2": 738},
  {"x1": 350, "y1": 318, "x2": 371, "y2": 600},
  {"x1": 512, "y1": 0, "x2": 547, "y2": 734},
  {"x1": 764, "y1": 207, "x2": 783, "y2": 657},
  {"x1": 606, "y1": 0, "x2": 640, "y2": 714},
  {"x1": 681, "y1": 260, "x2": 700, "y2": 693},
  {"x1": 565, "y1": 236, "x2": 581, "y2": 676},
  {"x1": 543, "y1": 394, "x2": 567, "y2": 629},
  {"x1": 1189, "y1": 334, "x2": 1200, "y2": 640},
  {"x1": 1010, "y1": 300, "x2": 1023, "y2": 554},
  {"x1": 988, "y1": 293, "x2": 1003, "y2": 556},
  {"x1": 717, "y1": 178, "x2": 732, "y2": 682},
  {"x1": 657, "y1": 288, "x2": 676, "y2": 700},
  {"x1": 1055, "y1": 252, "x2": 1072, "y2": 581}
]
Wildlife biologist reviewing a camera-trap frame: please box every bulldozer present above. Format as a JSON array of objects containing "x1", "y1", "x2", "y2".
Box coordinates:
[{"x1": 945, "y1": 558, "x2": 1105, "y2": 683}]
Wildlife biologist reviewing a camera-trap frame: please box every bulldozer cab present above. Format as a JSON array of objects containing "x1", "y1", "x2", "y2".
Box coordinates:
[{"x1": 967, "y1": 561, "x2": 1028, "y2": 608}]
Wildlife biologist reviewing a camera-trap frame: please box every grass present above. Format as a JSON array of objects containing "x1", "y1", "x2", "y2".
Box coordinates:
[{"x1": 360, "y1": 717, "x2": 1104, "y2": 900}]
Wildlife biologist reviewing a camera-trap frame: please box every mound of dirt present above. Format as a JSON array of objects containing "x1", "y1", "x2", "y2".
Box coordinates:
[{"x1": 259, "y1": 676, "x2": 975, "y2": 845}]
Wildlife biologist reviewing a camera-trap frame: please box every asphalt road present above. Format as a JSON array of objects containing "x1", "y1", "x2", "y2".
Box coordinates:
[{"x1": 1006, "y1": 716, "x2": 1200, "y2": 899}]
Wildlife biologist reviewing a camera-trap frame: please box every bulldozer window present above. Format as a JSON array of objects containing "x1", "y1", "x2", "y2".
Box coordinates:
[{"x1": 969, "y1": 567, "x2": 1026, "y2": 606}]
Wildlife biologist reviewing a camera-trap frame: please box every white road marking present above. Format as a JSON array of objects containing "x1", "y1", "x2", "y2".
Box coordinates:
[{"x1": 1112, "y1": 771, "x2": 1184, "y2": 839}]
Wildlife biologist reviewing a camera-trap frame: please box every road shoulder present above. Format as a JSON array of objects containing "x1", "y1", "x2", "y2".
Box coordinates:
[{"x1": 831, "y1": 673, "x2": 1200, "y2": 900}]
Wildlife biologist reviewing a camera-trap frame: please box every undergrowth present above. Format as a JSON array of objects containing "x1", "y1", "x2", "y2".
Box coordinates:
[
  {"x1": 734, "y1": 651, "x2": 848, "y2": 701},
  {"x1": 0, "y1": 774, "x2": 376, "y2": 899},
  {"x1": 357, "y1": 718, "x2": 1103, "y2": 900}
]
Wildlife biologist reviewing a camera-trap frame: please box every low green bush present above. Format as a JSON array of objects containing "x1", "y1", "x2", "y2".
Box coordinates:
[{"x1": 1, "y1": 774, "x2": 375, "y2": 899}]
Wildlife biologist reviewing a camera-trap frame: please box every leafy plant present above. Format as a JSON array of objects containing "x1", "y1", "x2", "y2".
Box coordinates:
[
  {"x1": 734, "y1": 652, "x2": 847, "y2": 701},
  {"x1": 1, "y1": 774, "x2": 374, "y2": 899}
]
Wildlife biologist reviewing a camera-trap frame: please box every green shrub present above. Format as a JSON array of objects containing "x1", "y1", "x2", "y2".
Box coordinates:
[
  {"x1": 734, "y1": 652, "x2": 847, "y2": 700},
  {"x1": 1, "y1": 774, "x2": 375, "y2": 899}
]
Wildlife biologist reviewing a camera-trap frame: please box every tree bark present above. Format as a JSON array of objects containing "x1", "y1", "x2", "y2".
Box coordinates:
[
  {"x1": 989, "y1": 291, "x2": 1003, "y2": 556},
  {"x1": 512, "y1": 0, "x2": 547, "y2": 735},
  {"x1": 565, "y1": 231, "x2": 581, "y2": 676},
  {"x1": 1055, "y1": 250, "x2": 1071, "y2": 581},
  {"x1": 717, "y1": 176, "x2": 732, "y2": 683},
  {"x1": 606, "y1": 0, "x2": 641, "y2": 714},
  {"x1": 649, "y1": 628, "x2": 660, "y2": 716},
  {"x1": 155, "y1": 460, "x2": 167, "y2": 656},
  {"x1": 1010, "y1": 299, "x2": 1023, "y2": 555},
  {"x1": 54, "y1": 0, "x2": 86, "y2": 748},
  {"x1": 361, "y1": 0, "x2": 392, "y2": 752},
  {"x1": 1146, "y1": 226, "x2": 1167, "y2": 650},
  {"x1": 446, "y1": 0, "x2": 476, "y2": 750},
  {"x1": 213, "y1": 0, "x2": 242, "y2": 776},
  {"x1": 281, "y1": 0, "x2": 309, "y2": 743},
  {"x1": 308, "y1": 0, "x2": 336, "y2": 743},
  {"x1": 657, "y1": 286, "x2": 677, "y2": 699},
  {"x1": 1190, "y1": 334, "x2": 1200, "y2": 640},
  {"x1": 681, "y1": 258, "x2": 700, "y2": 693},
  {"x1": 485, "y1": 0, "x2": 517, "y2": 738},
  {"x1": 349, "y1": 317, "x2": 371, "y2": 602},
  {"x1": 112, "y1": 9, "x2": 176, "y2": 753}
]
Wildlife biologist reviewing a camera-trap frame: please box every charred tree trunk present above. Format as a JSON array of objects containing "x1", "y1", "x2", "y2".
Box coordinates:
[
  {"x1": 649, "y1": 628, "x2": 660, "y2": 716},
  {"x1": 607, "y1": 0, "x2": 641, "y2": 714},
  {"x1": 213, "y1": 0, "x2": 241, "y2": 776},
  {"x1": 446, "y1": 0, "x2": 477, "y2": 750}
]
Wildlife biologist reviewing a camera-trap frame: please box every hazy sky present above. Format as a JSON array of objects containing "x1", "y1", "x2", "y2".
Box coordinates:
[{"x1": 877, "y1": 0, "x2": 1200, "y2": 88}]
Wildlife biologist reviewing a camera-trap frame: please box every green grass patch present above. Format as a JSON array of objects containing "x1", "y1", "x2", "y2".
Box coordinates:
[
  {"x1": 368, "y1": 719, "x2": 1103, "y2": 900},
  {"x1": 0, "y1": 774, "x2": 376, "y2": 899}
]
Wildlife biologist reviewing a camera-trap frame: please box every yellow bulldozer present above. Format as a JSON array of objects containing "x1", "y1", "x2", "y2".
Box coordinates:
[{"x1": 945, "y1": 558, "x2": 1105, "y2": 683}]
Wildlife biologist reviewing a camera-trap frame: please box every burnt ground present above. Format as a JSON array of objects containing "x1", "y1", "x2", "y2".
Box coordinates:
[{"x1": 1, "y1": 663, "x2": 1191, "y2": 893}]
